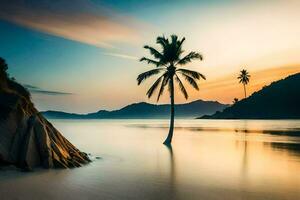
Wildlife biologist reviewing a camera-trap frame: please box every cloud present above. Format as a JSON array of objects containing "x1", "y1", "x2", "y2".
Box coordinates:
[
  {"x1": 0, "y1": 0, "x2": 144, "y2": 48},
  {"x1": 101, "y1": 52, "x2": 138, "y2": 60},
  {"x1": 24, "y1": 84, "x2": 73, "y2": 96},
  {"x1": 23, "y1": 84, "x2": 39, "y2": 90}
]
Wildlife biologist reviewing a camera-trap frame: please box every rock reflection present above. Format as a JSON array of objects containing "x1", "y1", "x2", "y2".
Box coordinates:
[{"x1": 265, "y1": 142, "x2": 300, "y2": 156}]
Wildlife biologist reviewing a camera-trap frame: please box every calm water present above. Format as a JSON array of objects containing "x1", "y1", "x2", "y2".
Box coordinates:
[{"x1": 1, "y1": 119, "x2": 300, "y2": 200}]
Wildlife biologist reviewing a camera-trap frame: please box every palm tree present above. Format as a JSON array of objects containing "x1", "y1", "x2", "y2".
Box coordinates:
[
  {"x1": 238, "y1": 69, "x2": 250, "y2": 98},
  {"x1": 0, "y1": 57, "x2": 8, "y2": 76},
  {"x1": 137, "y1": 35, "x2": 206, "y2": 145},
  {"x1": 233, "y1": 98, "x2": 239, "y2": 104},
  {"x1": 0, "y1": 57, "x2": 8, "y2": 87}
]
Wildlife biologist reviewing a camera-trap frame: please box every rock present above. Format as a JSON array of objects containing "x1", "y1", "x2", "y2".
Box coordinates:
[{"x1": 0, "y1": 77, "x2": 91, "y2": 170}]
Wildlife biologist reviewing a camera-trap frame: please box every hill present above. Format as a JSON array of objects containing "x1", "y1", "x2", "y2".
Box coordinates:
[
  {"x1": 42, "y1": 100, "x2": 228, "y2": 119},
  {"x1": 200, "y1": 73, "x2": 300, "y2": 119}
]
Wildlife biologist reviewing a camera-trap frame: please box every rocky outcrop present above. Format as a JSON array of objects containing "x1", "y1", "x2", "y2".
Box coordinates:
[{"x1": 0, "y1": 74, "x2": 90, "y2": 170}]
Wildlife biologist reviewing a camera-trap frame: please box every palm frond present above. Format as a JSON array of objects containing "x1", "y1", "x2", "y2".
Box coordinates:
[
  {"x1": 177, "y1": 68, "x2": 206, "y2": 80},
  {"x1": 175, "y1": 74, "x2": 188, "y2": 99},
  {"x1": 170, "y1": 34, "x2": 184, "y2": 61},
  {"x1": 140, "y1": 57, "x2": 162, "y2": 67},
  {"x1": 238, "y1": 78, "x2": 244, "y2": 83},
  {"x1": 146, "y1": 74, "x2": 164, "y2": 98},
  {"x1": 238, "y1": 69, "x2": 250, "y2": 84},
  {"x1": 137, "y1": 68, "x2": 163, "y2": 85},
  {"x1": 143, "y1": 45, "x2": 163, "y2": 60},
  {"x1": 171, "y1": 35, "x2": 178, "y2": 46},
  {"x1": 180, "y1": 73, "x2": 199, "y2": 90},
  {"x1": 177, "y1": 37, "x2": 186, "y2": 48},
  {"x1": 157, "y1": 73, "x2": 169, "y2": 101},
  {"x1": 177, "y1": 52, "x2": 203, "y2": 65},
  {"x1": 156, "y1": 36, "x2": 169, "y2": 48}
]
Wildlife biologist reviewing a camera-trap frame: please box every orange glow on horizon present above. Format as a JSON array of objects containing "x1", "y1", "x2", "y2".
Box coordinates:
[{"x1": 147, "y1": 65, "x2": 300, "y2": 105}]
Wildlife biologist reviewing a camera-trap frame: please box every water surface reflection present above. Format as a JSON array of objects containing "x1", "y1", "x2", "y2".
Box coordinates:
[{"x1": 0, "y1": 119, "x2": 300, "y2": 200}]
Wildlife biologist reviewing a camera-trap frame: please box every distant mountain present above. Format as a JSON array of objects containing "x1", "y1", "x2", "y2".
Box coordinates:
[
  {"x1": 42, "y1": 100, "x2": 228, "y2": 119},
  {"x1": 200, "y1": 73, "x2": 300, "y2": 119}
]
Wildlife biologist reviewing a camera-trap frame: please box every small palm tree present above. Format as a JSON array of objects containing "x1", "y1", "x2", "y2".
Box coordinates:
[
  {"x1": 233, "y1": 98, "x2": 239, "y2": 104},
  {"x1": 137, "y1": 35, "x2": 206, "y2": 145},
  {"x1": 238, "y1": 69, "x2": 250, "y2": 98},
  {"x1": 0, "y1": 57, "x2": 8, "y2": 87},
  {"x1": 0, "y1": 57, "x2": 8, "y2": 76}
]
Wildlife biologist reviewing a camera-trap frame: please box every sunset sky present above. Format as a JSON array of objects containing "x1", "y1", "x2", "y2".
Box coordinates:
[{"x1": 0, "y1": 0, "x2": 300, "y2": 113}]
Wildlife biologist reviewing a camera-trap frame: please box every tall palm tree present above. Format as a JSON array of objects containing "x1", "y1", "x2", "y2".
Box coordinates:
[
  {"x1": 137, "y1": 35, "x2": 206, "y2": 145},
  {"x1": 238, "y1": 69, "x2": 250, "y2": 98}
]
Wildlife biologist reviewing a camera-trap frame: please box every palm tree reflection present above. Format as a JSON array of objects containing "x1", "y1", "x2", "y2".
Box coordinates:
[
  {"x1": 165, "y1": 144, "x2": 176, "y2": 199},
  {"x1": 240, "y1": 120, "x2": 249, "y2": 179},
  {"x1": 241, "y1": 136, "x2": 248, "y2": 177}
]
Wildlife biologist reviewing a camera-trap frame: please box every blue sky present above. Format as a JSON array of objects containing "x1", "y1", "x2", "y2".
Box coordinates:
[{"x1": 0, "y1": 0, "x2": 300, "y2": 112}]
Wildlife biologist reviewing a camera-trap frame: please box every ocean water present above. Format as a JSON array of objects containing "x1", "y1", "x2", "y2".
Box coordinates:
[{"x1": 1, "y1": 119, "x2": 300, "y2": 200}]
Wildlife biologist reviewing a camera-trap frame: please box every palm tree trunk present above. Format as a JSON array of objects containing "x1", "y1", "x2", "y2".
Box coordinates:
[
  {"x1": 163, "y1": 77, "x2": 175, "y2": 145},
  {"x1": 243, "y1": 84, "x2": 247, "y2": 98}
]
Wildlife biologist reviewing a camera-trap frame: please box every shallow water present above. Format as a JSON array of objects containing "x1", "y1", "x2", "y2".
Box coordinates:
[{"x1": 1, "y1": 119, "x2": 300, "y2": 200}]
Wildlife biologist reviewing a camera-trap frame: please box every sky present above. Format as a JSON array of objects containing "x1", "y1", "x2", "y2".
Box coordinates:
[{"x1": 0, "y1": 0, "x2": 300, "y2": 113}]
